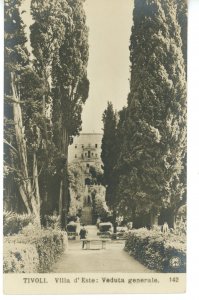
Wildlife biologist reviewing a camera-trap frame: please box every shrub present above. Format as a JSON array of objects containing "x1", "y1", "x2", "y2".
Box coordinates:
[
  {"x1": 3, "y1": 243, "x2": 39, "y2": 273},
  {"x1": 66, "y1": 222, "x2": 77, "y2": 233},
  {"x1": 92, "y1": 192, "x2": 109, "y2": 220},
  {"x1": 99, "y1": 222, "x2": 113, "y2": 232},
  {"x1": 3, "y1": 211, "x2": 34, "y2": 236},
  {"x1": 97, "y1": 222, "x2": 113, "y2": 238},
  {"x1": 45, "y1": 214, "x2": 60, "y2": 229},
  {"x1": 3, "y1": 224, "x2": 67, "y2": 273},
  {"x1": 125, "y1": 228, "x2": 186, "y2": 273},
  {"x1": 163, "y1": 240, "x2": 186, "y2": 273}
]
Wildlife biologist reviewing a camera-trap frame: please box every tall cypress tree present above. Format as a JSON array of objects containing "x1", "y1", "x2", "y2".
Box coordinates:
[
  {"x1": 30, "y1": 0, "x2": 72, "y2": 220},
  {"x1": 117, "y1": 0, "x2": 186, "y2": 227},
  {"x1": 101, "y1": 102, "x2": 118, "y2": 230},
  {"x1": 101, "y1": 102, "x2": 118, "y2": 191},
  {"x1": 4, "y1": 0, "x2": 29, "y2": 212},
  {"x1": 51, "y1": 0, "x2": 89, "y2": 228},
  {"x1": 4, "y1": 0, "x2": 43, "y2": 222}
]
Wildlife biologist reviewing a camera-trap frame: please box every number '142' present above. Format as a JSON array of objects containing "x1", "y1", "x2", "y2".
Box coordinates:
[{"x1": 169, "y1": 277, "x2": 179, "y2": 282}]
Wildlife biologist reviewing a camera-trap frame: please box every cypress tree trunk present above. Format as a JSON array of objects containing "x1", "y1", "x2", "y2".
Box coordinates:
[
  {"x1": 59, "y1": 127, "x2": 69, "y2": 230},
  {"x1": 42, "y1": 95, "x2": 48, "y2": 205},
  {"x1": 11, "y1": 72, "x2": 31, "y2": 214},
  {"x1": 32, "y1": 150, "x2": 41, "y2": 223}
]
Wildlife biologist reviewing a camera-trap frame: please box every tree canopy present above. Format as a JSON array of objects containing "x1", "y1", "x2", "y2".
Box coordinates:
[
  {"x1": 113, "y1": 0, "x2": 186, "y2": 225},
  {"x1": 4, "y1": 0, "x2": 90, "y2": 228},
  {"x1": 101, "y1": 102, "x2": 118, "y2": 209}
]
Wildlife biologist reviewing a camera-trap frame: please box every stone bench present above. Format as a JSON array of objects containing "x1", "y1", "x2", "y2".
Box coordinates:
[{"x1": 81, "y1": 239, "x2": 110, "y2": 250}]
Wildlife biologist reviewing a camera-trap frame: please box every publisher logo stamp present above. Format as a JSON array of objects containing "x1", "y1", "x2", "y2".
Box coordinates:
[{"x1": 169, "y1": 256, "x2": 181, "y2": 268}]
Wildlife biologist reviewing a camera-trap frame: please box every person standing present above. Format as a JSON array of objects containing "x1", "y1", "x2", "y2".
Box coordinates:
[{"x1": 79, "y1": 224, "x2": 88, "y2": 249}]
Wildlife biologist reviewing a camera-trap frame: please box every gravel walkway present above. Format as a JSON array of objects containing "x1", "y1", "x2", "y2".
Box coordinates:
[{"x1": 51, "y1": 226, "x2": 154, "y2": 273}]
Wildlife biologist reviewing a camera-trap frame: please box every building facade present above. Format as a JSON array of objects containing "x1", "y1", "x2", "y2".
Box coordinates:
[
  {"x1": 68, "y1": 133, "x2": 103, "y2": 169},
  {"x1": 68, "y1": 133, "x2": 105, "y2": 223}
]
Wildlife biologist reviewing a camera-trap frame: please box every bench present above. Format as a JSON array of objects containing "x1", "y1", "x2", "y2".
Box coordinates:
[{"x1": 81, "y1": 239, "x2": 110, "y2": 250}]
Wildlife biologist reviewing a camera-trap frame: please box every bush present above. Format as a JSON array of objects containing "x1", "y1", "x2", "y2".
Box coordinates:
[
  {"x1": 97, "y1": 222, "x2": 113, "y2": 238},
  {"x1": 99, "y1": 222, "x2": 113, "y2": 232},
  {"x1": 3, "y1": 211, "x2": 34, "y2": 236},
  {"x1": 3, "y1": 243, "x2": 39, "y2": 273},
  {"x1": 92, "y1": 192, "x2": 109, "y2": 220},
  {"x1": 125, "y1": 228, "x2": 186, "y2": 273},
  {"x1": 66, "y1": 222, "x2": 77, "y2": 233},
  {"x1": 163, "y1": 240, "x2": 186, "y2": 272},
  {"x1": 3, "y1": 224, "x2": 67, "y2": 273},
  {"x1": 45, "y1": 214, "x2": 60, "y2": 229}
]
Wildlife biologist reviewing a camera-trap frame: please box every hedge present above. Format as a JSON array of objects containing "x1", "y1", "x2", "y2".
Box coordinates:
[
  {"x1": 3, "y1": 243, "x2": 39, "y2": 273},
  {"x1": 3, "y1": 224, "x2": 67, "y2": 273},
  {"x1": 124, "y1": 228, "x2": 186, "y2": 273}
]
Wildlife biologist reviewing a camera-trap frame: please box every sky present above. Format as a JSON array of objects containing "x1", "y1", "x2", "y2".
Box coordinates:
[
  {"x1": 81, "y1": 0, "x2": 133, "y2": 133},
  {"x1": 21, "y1": 0, "x2": 133, "y2": 134}
]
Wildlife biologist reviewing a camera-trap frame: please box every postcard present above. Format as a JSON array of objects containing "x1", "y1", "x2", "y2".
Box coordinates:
[{"x1": 3, "y1": 0, "x2": 187, "y2": 294}]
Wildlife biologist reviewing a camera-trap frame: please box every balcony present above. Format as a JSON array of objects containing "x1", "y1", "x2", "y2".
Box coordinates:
[{"x1": 83, "y1": 146, "x2": 96, "y2": 151}]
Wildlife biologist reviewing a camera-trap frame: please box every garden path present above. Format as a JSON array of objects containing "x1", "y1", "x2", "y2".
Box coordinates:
[{"x1": 51, "y1": 225, "x2": 154, "y2": 273}]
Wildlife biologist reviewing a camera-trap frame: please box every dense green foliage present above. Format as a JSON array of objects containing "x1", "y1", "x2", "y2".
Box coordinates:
[
  {"x1": 101, "y1": 102, "x2": 119, "y2": 230},
  {"x1": 93, "y1": 193, "x2": 109, "y2": 220},
  {"x1": 101, "y1": 102, "x2": 118, "y2": 194},
  {"x1": 89, "y1": 164, "x2": 103, "y2": 185},
  {"x1": 175, "y1": 0, "x2": 187, "y2": 76},
  {"x1": 68, "y1": 162, "x2": 85, "y2": 217},
  {"x1": 4, "y1": 0, "x2": 27, "y2": 192},
  {"x1": 90, "y1": 186, "x2": 109, "y2": 221},
  {"x1": 29, "y1": 0, "x2": 70, "y2": 214},
  {"x1": 4, "y1": 0, "x2": 43, "y2": 220},
  {"x1": 4, "y1": 224, "x2": 66, "y2": 273},
  {"x1": 115, "y1": 0, "x2": 186, "y2": 225},
  {"x1": 4, "y1": 0, "x2": 89, "y2": 226},
  {"x1": 45, "y1": 214, "x2": 61, "y2": 230},
  {"x1": 50, "y1": 0, "x2": 89, "y2": 228},
  {"x1": 4, "y1": 242, "x2": 39, "y2": 273},
  {"x1": 4, "y1": 0, "x2": 29, "y2": 77},
  {"x1": 3, "y1": 211, "x2": 34, "y2": 236},
  {"x1": 68, "y1": 162, "x2": 85, "y2": 198},
  {"x1": 125, "y1": 228, "x2": 186, "y2": 272},
  {"x1": 52, "y1": 0, "x2": 89, "y2": 144},
  {"x1": 4, "y1": 0, "x2": 186, "y2": 234}
]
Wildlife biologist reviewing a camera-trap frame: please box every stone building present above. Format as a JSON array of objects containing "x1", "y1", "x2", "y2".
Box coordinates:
[
  {"x1": 68, "y1": 133, "x2": 104, "y2": 223},
  {"x1": 68, "y1": 133, "x2": 103, "y2": 170}
]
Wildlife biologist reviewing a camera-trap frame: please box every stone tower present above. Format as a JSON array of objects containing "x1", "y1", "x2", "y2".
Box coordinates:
[{"x1": 68, "y1": 133, "x2": 103, "y2": 170}]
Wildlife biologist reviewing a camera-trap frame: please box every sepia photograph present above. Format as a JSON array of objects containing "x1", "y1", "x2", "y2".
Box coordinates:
[{"x1": 3, "y1": 0, "x2": 187, "y2": 294}]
